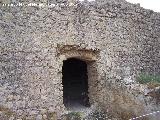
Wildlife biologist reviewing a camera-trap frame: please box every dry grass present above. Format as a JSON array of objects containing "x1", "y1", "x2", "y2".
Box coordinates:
[
  {"x1": 147, "y1": 82, "x2": 160, "y2": 89},
  {"x1": 137, "y1": 73, "x2": 160, "y2": 86},
  {"x1": 47, "y1": 112, "x2": 57, "y2": 120}
]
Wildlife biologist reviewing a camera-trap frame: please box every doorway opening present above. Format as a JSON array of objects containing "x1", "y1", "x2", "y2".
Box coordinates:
[{"x1": 62, "y1": 58, "x2": 90, "y2": 109}]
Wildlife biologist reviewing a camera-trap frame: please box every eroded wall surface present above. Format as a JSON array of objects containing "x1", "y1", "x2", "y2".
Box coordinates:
[{"x1": 0, "y1": 0, "x2": 160, "y2": 119}]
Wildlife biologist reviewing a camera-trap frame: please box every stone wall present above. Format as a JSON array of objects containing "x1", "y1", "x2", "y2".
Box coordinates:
[{"x1": 0, "y1": 0, "x2": 160, "y2": 119}]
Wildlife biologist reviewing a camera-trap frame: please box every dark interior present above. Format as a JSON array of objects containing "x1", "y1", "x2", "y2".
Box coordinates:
[{"x1": 62, "y1": 58, "x2": 90, "y2": 108}]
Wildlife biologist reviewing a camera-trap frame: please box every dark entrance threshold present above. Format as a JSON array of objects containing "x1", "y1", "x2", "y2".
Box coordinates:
[{"x1": 62, "y1": 58, "x2": 90, "y2": 109}]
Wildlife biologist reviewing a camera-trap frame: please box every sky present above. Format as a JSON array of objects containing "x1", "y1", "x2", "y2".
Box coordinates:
[
  {"x1": 126, "y1": 0, "x2": 160, "y2": 12},
  {"x1": 83, "y1": 0, "x2": 160, "y2": 12}
]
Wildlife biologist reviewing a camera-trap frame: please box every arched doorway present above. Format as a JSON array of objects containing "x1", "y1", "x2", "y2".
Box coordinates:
[{"x1": 62, "y1": 58, "x2": 90, "y2": 109}]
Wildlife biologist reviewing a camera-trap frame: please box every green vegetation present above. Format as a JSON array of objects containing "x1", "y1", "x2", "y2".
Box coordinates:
[{"x1": 137, "y1": 73, "x2": 160, "y2": 87}]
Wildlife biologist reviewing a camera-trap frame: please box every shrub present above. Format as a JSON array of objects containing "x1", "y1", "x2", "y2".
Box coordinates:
[{"x1": 137, "y1": 73, "x2": 160, "y2": 85}]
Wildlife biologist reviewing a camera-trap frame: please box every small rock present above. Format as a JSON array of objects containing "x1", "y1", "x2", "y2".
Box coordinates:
[
  {"x1": 9, "y1": 116, "x2": 15, "y2": 120},
  {"x1": 36, "y1": 114, "x2": 43, "y2": 120},
  {"x1": 42, "y1": 114, "x2": 47, "y2": 119}
]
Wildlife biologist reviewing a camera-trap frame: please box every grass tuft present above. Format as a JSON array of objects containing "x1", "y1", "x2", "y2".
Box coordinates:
[{"x1": 137, "y1": 73, "x2": 160, "y2": 85}]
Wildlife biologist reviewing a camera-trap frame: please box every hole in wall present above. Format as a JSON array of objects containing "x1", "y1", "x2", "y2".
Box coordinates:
[{"x1": 62, "y1": 58, "x2": 90, "y2": 109}]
